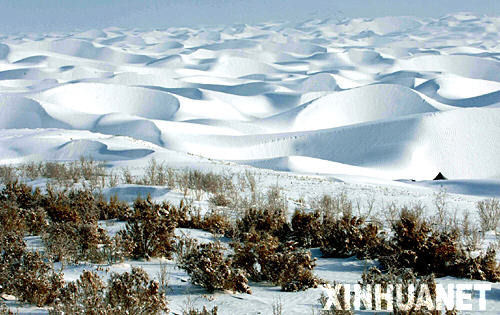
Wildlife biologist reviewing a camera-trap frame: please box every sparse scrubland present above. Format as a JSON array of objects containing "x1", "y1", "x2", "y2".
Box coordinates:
[{"x1": 0, "y1": 160, "x2": 499, "y2": 313}]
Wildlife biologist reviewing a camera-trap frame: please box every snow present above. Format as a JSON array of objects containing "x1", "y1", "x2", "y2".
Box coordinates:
[{"x1": 1, "y1": 12, "x2": 500, "y2": 314}]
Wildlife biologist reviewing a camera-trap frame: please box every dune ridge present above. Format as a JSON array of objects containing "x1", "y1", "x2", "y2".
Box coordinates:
[{"x1": 0, "y1": 13, "x2": 499, "y2": 180}]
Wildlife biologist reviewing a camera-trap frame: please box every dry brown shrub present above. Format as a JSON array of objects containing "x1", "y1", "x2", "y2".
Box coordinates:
[
  {"x1": 291, "y1": 209, "x2": 322, "y2": 248},
  {"x1": 183, "y1": 305, "x2": 219, "y2": 315},
  {"x1": 477, "y1": 199, "x2": 500, "y2": 232},
  {"x1": 235, "y1": 206, "x2": 290, "y2": 242},
  {"x1": 360, "y1": 267, "x2": 458, "y2": 314},
  {"x1": 0, "y1": 233, "x2": 63, "y2": 306},
  {"x1": 380, "y1": 206, "x2": 500, "y2": 282},
  {"x1": 0, "y1": 165, "x2": 16, "y2": 184},
  {"x1": 0, "y1": 201, "x2": 26, "y2": 238},
  {"x1": 320, "y1": 214, "x2": 384, "y2": 259},
  {"x1": 209, "y1": 193, "x2": 231, "y2": 207},
  {"x1": 97, "y1": 193, "x2": 132, "y2": 221},
  {"x1": 231, "y1": 232, "x2": 318, "y2": 292},
  {"x1": 201, "y1": 209, "x2": 233, "y2": 236},
  {"x1": 119, "y1": 196, "x2": 176, "y2": 259},
  {"x1": 52, "y1": 267, "x2": 168, "y2": 314},
  {"x1": 42, "y1": 221, "x2": 108, "y2": 266},
  {"x1": 0, "y1": 181, "x2": 42, "y2": 210},
  {"x1": 177, "y1": 237, "x2": 251, "y2": 294},
  {"x1": 107, "y1": 267, "x2": 169, "y2": 313}
]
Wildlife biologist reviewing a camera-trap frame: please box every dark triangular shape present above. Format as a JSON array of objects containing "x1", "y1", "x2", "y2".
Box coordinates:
[{"x1": 433, "y1": 172, "x2": 447, "y2": 180}]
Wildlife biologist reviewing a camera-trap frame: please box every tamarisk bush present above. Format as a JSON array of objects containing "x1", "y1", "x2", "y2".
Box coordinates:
[
  {"x1": 176, "y1": 237, "x2": 251, "y2": 294},
  {"x1": 51, "y1": 267, "x2": 168, "y2": 314}
]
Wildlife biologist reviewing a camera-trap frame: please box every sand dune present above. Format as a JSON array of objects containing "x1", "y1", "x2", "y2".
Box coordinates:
[{"x1": 0, "y1": 13, "x2": 499, "y2": 181}]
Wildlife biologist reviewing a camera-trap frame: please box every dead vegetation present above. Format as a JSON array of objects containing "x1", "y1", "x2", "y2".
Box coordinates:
[
  {"x1": 0, "y1": 159, "x2": 499, "y2": 312},
  {"x1": 176, "y1": 237, "x2": 251, "y2": 294},
  {"x1": 51, "y1": 267, "x2": 168, "y2": 314},
  {"x1": 119, "y1": 196, "x2": 176, "y2": 260}
]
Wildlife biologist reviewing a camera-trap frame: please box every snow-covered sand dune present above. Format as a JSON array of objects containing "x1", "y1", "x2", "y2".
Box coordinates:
[
  {"x1": 3, "y1": 13, "x2": 500, "y2": 314},
  {"x1": 1, "y1": 13, "x2": 500, "y2": 182}
]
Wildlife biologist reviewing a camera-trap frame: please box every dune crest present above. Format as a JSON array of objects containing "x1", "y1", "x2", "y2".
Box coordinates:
[{"x1": 0, "y1": 13, "x2": 499, "y2": 180}]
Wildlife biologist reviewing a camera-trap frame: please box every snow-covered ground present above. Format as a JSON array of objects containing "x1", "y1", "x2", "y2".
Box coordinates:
[{"x1": 1, "y1": 12, "x2": 500, "y2": 314}]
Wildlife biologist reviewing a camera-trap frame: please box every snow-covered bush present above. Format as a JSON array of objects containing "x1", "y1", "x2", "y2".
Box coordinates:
[
  {"x1": 119, "y1": 196, "x2": 176, "y2": 259},
  {"x1": 52, "y1": 268, "x2": 168, "y2": 314},
  {"x1": 360, "y1": 267, "x2": 447, "y2": 314},
  {"x1": 177, "y1": 237, "x2": 251, "y2": 294},
  {"x1": 200, "y1": 208, "x2": 233, "y2": 236},
  {"x1": 291, "y1": 209, "x2": 322, "y2": 248},
  {"x1": 42, "y1": 221, "x2": 108, "y2": 265},
  {"x1": 235, "y1": 203, "x2": 290, "y2": 242},
  {"x1": 0, "y1": 165, "x2": 15, "y2": 184},
  {"x1": 183, "y1": 305, "x2": 219, "y2": 315},
  {"x1": 310, "y1": 193, "x2": 353, "y2": 219},
  {"x1": 231, "y1": 232, "x2": 319, "y2": 292},
  {"x1": 0, "y1": 233, "x2": 63, "y2": 306},
  {"x1": 477, "y1": 199, "x2": 500, "y2": 232},
  {"x1": 320, "y1": 213, "x2": 383, "y2": 259},
  {"x1": 381, "y1": 206, "x2": 500, "y2": 282},
  {"x1": 97, "y1": 193, "x2": 132, "y2": 220}
]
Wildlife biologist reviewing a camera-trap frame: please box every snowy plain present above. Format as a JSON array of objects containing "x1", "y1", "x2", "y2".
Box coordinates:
[{"x1": 1, "y1": 12, "x2": 500, "y2": 314}]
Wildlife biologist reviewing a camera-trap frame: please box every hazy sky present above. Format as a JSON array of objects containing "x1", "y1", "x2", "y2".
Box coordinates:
[{"x1": 1, "y1": 0, "x2": 499, "y2": 33}]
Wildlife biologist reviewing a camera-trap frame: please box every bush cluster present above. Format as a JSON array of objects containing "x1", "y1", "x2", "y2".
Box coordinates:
[
  {"x1": 0, "y1": 233, "x2": 63, "y2": 306},
  {"x1": 291, "y1": 209, "x2": 322, "y2": 248},
  {"x1": 176, "y1": 237, "x2": 251, "y2": 294},
  {"x1": 51, "y1": 267, "x2": 168, "y2": 314},
  {"x1": 360, "y1": 267, "x2": 447, "y2": 314},
  {"x1": 320, "y1": 213, "x2": 383, "y2": 259},
  {"x1": 235, "y1": 205, "x2": 290, "y2": 241},
  {"x1": 42, "y1": 221, "x2": 108, "y2": 266},
  {"x1": 183, "y1": 306, "x2": 219, "y2": 315},
  {"x1": 379, "y1": 207, "x2": 500, "y2": 282},
  {"x1": 231, "y1": 232, "x2": 319, "y2": 292},
  {"x1": 477, "y1": 199, "x2": 500, "y2": 232},
  {"x1": 119, "y1": 196, "x2": 177, "y2": 260}
]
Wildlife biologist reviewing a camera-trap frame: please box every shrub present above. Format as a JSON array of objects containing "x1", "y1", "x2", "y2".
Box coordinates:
[
  {"x1": 477, "y1": 199, "x2": 500, "y2": 232},
  {"x1": 380, "y1": 206, "x2": 500, "y2": 282},
  {"x1": 97, "y1": 193, "x2": 132, "y2": 221},
  {"x1": 0, "y1": 181, "x2": 42, "y2": 211},
  {"x1": 65, "y1": 189, "x2": 101, "y2": 222},
  {"x1": 310, "y1": 193, "x2": 353, "y2": 219},
  {"x1": 231, "y1": 232, "x2": 280, "y2": 282},
  {"x1": 52, "y1": 268, "x2": 168, "y2": 314},
  {"x1": 51, "y1": 270, "x2": 107, "y2": 314},
  {"x1": 101, "y1": 233, "x2": 134, "y2": 265},
  {"x1": 0, "y1": 182, "x2": 48, "y2": 235},
  {"x1": 0, "y1": 233, "x2": 64, "y2": 306},
  {"x1": 231, "y1": 232, "x2": 318, "y2": 291},
  {"x1": 0, "y1": 201, "x2": 26, "y2": 238},
  {"x1": 201, "y1": 209, "x2": 233, "y2": 236},
  {"x1": 168, "y1": 199, "x2": 203, "y2": 229},
  {"x1": 107, "y1": 267, "x2": 169, "y2": 313},
  {"x1": 291, "y1": 209, "x2": 322, "y2": 248},
  {"x1": 359, "y1": 267, "x2": 450, "y2": 314},
  {"x1": 235, "y1": 205, "x2": 290, "y2": 242},
  {"x1": 42, "y1": 221, "x2": 108, "y2": 266},
  {"x1": 119, "y1": 196, "x2": 176, "y2": 259},
  {"x1": 183, "y1": 306, "x2": 219, "y2": 315},
  {"x1": 0, "y1": 165, "x2": 15, "y2": 184},
  {"x1": 41, "y1": 188, "x2": 100, "y2": 224},
  {"x1": 452, "y1": 246, "x2": 500, "y2": 282},
  {"x1": 277, "y1": 242, "x2": 319, "y2": 292},
  {"x1": 23, "y1": 206, "x2": 48, "y2": 235},
  {"x1": 320, "y1": 214, "x2": 383, "y2": 259},
  {"x1": 177, "y1": 237, "x2": 251, "y2": 294},
  {"x1": 209, "y1": 193, "x2": 231, "y2": 207},
  {"x1": 139, "y1": 158, "x2": 170, "y2": 186}
]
